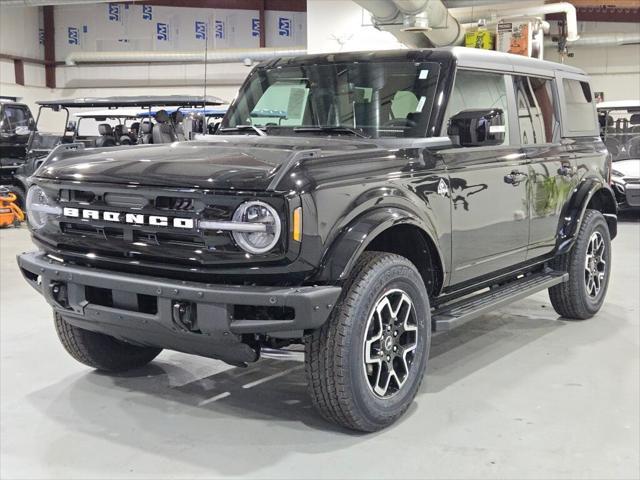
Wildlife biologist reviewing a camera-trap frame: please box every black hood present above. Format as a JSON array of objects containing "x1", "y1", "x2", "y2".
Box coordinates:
[{"x1": 35, "y1": 136, "x2": 380, "y2": 191}]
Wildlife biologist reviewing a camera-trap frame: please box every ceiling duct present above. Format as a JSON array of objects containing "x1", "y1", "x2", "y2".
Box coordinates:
[
  {"x1": 64, "y1": 47, "x2": 307, "y2": 66},
  {"x1": 354, "y1": 0, "x2": 463, "y2": 47},
  {"x1": 356, "y1": 0, "x2": 580, "y2": 48}
]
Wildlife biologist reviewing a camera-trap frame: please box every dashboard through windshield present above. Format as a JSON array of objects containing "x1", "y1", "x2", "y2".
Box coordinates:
[{"x1": 222, "y1": 61, "x2": 441, "y2": 138}]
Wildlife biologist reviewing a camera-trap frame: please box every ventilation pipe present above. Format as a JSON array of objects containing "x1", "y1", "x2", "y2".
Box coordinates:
[
  {"x1": 64, "y1": 47, "x2": 307, "y2": 66},
  {"x1": 545, "y1": 32, "x2": 640, "y2": 49},
  {"x1": 354, "y1": 0, "x2": 464, "y2": 47}
]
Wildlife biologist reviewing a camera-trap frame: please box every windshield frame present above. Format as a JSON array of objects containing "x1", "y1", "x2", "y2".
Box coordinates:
[{"x1": 220, "y1": 58, "x2": 446, "y2": 140}]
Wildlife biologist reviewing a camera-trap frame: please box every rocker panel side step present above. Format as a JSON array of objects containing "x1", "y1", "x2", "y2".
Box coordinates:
[{"x1": 432, "y1": 270, "x2": 568, "y2": 332}]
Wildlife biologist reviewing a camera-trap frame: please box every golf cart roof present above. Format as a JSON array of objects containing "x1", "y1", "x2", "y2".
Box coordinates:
[
  {"x1": 597, "y1": 100, "x2": 640, "y2": 110},
  {"x1": 37, "y1": 95, "x2": 226, "y2": 109},
  {"x1": 74, "y1": 108, "x2": 143, "y2": 119}
]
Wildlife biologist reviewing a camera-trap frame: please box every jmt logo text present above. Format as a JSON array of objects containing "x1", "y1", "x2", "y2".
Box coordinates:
[
  {"x1": 195, "y1": 21, "x2": 207, "y2": 40},
  {"x1": 108, "y1": 3, "x2": 120, "y2": 22},
  {"x1": 278, "y1": 17, "x2": 291, "y2": 37},
  {"x1": 142, "y1": 5, "x2": 152, "y2": 21},
  {"x1": 156, "y1": 23, "x2": 168, "y2": 41},
  {"x1": 68, "y1": 27, "x2": 79, "y2": 45},
  {"x1": 251, "y1": 18, "x2": 260, "y2": 37},
  {"x1": 63, "y1": 208, "x2": 195, "y2": 229},
  {"x1": 215, "y1": 20, "x2": 225, "y2": 39}
]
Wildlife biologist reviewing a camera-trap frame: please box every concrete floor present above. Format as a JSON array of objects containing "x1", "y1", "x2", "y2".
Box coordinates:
[{"x1": 1, "y1": 218, "x2": 639, "y2": 480}]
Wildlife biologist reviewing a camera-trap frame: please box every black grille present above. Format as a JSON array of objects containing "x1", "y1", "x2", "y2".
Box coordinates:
[{"x1": 156, "y1": 196, "x2": 195, "y2": 211}]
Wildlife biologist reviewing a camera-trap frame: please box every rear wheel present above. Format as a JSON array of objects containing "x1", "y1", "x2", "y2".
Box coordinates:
[
  {"x1": 305, "y1": 252, "x2": 431, "y2": 432},
  {"x1": 549, "y1": 209, "x2": 611, "y2": 319},
  {"x1": 54, "y1": 313, "x2": 162, "y2": 372}
]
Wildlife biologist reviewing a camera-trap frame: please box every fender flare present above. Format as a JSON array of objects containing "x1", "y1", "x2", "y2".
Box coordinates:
[
  {"x1": 557, "y1": 178, "x2": 617, "y2": 254},
  {"x1": 315, "y1": 207, "x2": 445, "y2": 285}
]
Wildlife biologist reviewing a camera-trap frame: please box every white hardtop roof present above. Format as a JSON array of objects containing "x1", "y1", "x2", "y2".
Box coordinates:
[
  {"x1": 443, "y1": 46, "x2": 587, "y2": 77},
  {"x1": 597, "y1": 100, "x2": 640, "y2": 110}
]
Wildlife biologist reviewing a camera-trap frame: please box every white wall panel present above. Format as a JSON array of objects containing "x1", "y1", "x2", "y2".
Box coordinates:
[
  {"x1": 265, "y1": 11, "x2": 307, "y2": 47},
  {"x1": 0, "y1": 5, "x2": 44, "y2": 59},
  {"x1": 53, "y1": 4, "x2": 305, "y2": 61}
]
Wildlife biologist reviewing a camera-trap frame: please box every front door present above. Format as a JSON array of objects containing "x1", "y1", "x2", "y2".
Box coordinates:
[{"x1": 439, "y1": 69, "x2": 530, "y2": 286}]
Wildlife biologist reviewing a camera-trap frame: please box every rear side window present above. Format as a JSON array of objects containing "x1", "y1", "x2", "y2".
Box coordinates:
[
  {"x1": 441, "y1": 70, "x2": 510, "y2": 144},
  {"x1": 562, "y1": 79, "x2": 596, "y2": 133},
  {"x1": 514, "y1": 76, "x2": 559, "y2": 144}
]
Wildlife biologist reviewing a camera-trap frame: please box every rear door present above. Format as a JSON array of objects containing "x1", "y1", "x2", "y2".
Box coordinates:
[
  {"x1": 439, "y1": 69, "x2": 530, "y2": 286},
  {"x1": 513, "y1": 74, "x2": 576, "y2": 259}
]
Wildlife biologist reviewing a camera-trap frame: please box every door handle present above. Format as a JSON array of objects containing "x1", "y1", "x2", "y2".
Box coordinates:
[
  {"x1": 558, "y1": 163, "x2": 575, "y2": 177},
  {"x1": 504, "y1": 170, "x2": 528, "y2": 185}
]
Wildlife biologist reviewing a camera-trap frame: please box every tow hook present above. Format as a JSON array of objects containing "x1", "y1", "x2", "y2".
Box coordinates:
[
  {"x1": 50, "y1": 282, "x2": 69, "y2": 308},
  {"x1": 172, "y1": 301, "x2": 199, "y2": 333}
]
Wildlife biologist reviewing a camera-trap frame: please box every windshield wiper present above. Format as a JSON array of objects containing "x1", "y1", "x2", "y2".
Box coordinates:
[
  {"x1": 219, "y1": 125, "x2": 267, "y2": 136},
  {"x1": 293, "y1": 126, "x2": 369, "y2": 138}
]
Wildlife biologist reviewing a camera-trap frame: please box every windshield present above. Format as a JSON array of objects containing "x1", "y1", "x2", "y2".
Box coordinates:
[
  {"x1": 1, "y1": 105, "x2": 33, "y2": 133},
  {"x1": 222, "y1": 61, "x2": 441, "y2": 138},
  {"x1": 599, "y1": 107, "x2": 640, "y2": 160}
]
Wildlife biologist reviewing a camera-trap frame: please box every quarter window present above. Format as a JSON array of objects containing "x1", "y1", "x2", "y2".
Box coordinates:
[
  {"x1": 514, "y1": 76, "x2": 558, "y2": 144},
  {"x1": 563, "y1": 79, "x2": 596, "y2": 133},
  {"x1": 442, "y1": 70, "x2": 509, "y2": 144}
]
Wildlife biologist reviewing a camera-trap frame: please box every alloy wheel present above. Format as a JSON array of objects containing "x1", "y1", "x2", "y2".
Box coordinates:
[
  {"x1": 584, "y1": 231, "x2": 607, "y2": 298},
  {"x1": 363, "y1": 289, "x2": 418, "y2": 398}
]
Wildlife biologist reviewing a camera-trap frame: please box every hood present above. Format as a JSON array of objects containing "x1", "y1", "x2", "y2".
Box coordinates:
[
  {"x1": 35, "y1": 136, "x2": 380, "y2": 191},
  {"x1": 612, "y1": 158, "x2": 640, "y2": 180}
]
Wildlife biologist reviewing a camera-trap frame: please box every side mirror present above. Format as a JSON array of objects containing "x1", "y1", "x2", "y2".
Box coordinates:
[
  {"x1": 66, "y1": 121, "x2": 76, "y2": 132},
  {"x1": 447, "y1": 108, "x2": 505, "y2": 147}
]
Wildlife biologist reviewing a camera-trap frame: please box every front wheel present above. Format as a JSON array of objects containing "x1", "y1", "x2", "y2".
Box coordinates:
[
  {"x1": 305, "y1": 252, "x2": 431, "y2": 432},
  {"x1": 549, "y1": 209, "x2": 612, "y2": 319}
]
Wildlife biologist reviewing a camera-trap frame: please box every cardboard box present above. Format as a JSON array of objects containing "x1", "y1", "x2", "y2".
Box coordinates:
[{"x1": 496, "y1": 19, "x2": 544, "y2": 59}]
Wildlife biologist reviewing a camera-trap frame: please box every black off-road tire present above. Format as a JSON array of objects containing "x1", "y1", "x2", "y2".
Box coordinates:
[
  {"x1": 305, "y1": 251, "x2": 431, "y2": 432},
  {"x1": 549, "y1": 209, "x2": 611, "y2": 319},
  {"x1": 54, "y1": 313, "x2": 162, "y2": 372}
]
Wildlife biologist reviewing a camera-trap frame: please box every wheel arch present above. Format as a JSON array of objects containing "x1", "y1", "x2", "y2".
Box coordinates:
[
  {"x1": 315, "y1": 207, "x2": 446, "y2": 297},
  {"x1": 557, "y1": 178, "x2": 617, "y2": 255}
]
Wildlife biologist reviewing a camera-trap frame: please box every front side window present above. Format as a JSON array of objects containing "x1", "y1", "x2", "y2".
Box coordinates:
[
  {"x1": 223, "y1": 61, "x2": 441, "y2": 138},
  {"x1": 563, "y1": 79, "x2": 596, "y2": 133},
  {"x1": 441, "y1": 70, "x2": 510, "y2": 144},
  {"x1": 514, "y1": 76, "x2": 558, "y2": 144}
]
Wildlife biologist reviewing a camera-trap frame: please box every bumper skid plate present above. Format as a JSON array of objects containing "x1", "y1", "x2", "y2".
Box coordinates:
[{"x1": 18, "y1": 251, "x2": 341, "y2": 364}]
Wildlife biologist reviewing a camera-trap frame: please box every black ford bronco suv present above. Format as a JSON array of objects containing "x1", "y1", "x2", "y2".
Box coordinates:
[{"x1": 18, "y1": 48, "x2": 617, "y2": 432}]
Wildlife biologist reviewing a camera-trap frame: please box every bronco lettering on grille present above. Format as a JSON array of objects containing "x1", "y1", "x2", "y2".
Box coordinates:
[{"x1": 62, "y1": 207, "x2": 194, "y2": 229}]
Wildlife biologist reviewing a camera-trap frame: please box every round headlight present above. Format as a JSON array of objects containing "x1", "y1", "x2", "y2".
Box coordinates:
[
  {"x1": 26, "y1": 185, "x2": 52, "y2": 230},
  {"x1": 232, "y1": 201, "x2": 281, "y2": 254}
]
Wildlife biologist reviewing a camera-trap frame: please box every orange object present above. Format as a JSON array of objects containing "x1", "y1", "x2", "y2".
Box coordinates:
[{"x1": 0, "y1": 189, "x2": 25, "y2": 228}]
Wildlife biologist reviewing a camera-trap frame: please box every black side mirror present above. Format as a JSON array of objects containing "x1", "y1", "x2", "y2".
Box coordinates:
[
  {"x1": 66, "y1": 121, "x2": 76, "y2": 133},
  {"x1": 447, "y1": 108, "x2": 505, "y2": 147}
]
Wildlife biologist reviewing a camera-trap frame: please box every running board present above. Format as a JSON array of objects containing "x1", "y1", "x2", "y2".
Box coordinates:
[{"x1": 432, "y1": 270, "x2": 568, "y2": 332}]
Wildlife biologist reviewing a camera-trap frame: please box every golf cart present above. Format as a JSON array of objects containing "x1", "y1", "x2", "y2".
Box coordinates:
[
  {"x1": 598, "y1": 100, "x2": 640, "y2": 211},
  {"x1": 14, "y1": 95, "x2": 225, "y2": 197},
  {"x1": 137, "y1": 106, "x2": 228, "y2": 139},
  {"x1": 0, "y1": 100, "x2": 36, "y2": 207}
]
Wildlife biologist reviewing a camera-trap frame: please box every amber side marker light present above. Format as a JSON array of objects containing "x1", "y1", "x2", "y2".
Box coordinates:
[{"x1": 292, "y1": 207, "x2": 302, "y2": 242}]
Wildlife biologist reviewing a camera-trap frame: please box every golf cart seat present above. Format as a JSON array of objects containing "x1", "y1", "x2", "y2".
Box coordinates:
[
  {"x1": 171, "y1": 111, "x2": 187, "y2": 141},
  {"x1": 152, "y1": 110, "x2": 177, "y2": 144},
  {"x1": 95, "y1": 124, "x2": 116, "y2": 148},
  {"x1": 140, "y1": 122, "x2": 153, "y2": 144}
]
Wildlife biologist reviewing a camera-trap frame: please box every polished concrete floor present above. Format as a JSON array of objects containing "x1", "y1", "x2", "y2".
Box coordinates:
[{"x1": 1, "y1": 218, "x2": 639, "y2": 479}]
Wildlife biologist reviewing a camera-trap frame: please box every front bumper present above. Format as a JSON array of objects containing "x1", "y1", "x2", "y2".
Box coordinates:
[{"x1": 18, "y1": 251, "x2": 341, "y2": 364}]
